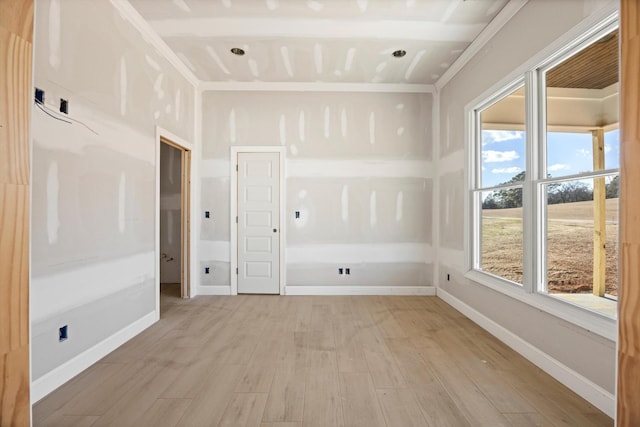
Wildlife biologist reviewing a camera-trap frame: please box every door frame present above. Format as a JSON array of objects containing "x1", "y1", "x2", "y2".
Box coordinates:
[
  {"x1": 155, "y1": 127, "x2": 194, "y2": 315},
  {"x1": 230, "y1": 146, "x2": 286, "y2": 296}
]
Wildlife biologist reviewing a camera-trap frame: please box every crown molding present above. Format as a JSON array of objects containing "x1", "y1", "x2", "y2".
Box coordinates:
[
  {"x1": 435, "y1": 0, "x2": 529, "y2": 92},
  {"x1": 110, "y1": 0, "x2": 200, "y2": 88},
  {"x1": 199, "y1": 81, "x2": 434, "y2": 93}
]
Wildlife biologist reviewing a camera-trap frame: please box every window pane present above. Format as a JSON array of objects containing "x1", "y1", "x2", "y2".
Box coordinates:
[
  {"x1": 543, "y1": 177, "x2": 618, "y2": 317},
  {"x1": 604, "y1": 128, "x2": 620, "y2": 170},
  {"x1": 545, "y1": 29, "x2": 618, "y2": 178},
  {"x1": 480, "y1": 86, "x2": 526, "y2": 187},
  {"x1": 480, "y1": 188, "x2": 523, "y2": 284}
]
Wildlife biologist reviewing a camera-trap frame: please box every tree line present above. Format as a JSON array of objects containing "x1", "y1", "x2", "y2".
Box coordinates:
[{"x1": 482, "y1": 172, "x2": 619, "y2": 209}]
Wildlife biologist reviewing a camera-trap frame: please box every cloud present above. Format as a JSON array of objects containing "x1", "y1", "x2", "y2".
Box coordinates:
[
  {"x1": 482, "y1": 130, "x2": 524, "y2": 145},
  {"x1": 577, "y1": 148, "x2": 591, "y2": 157},
  {"x1": 548, "y1": 163, "x2": 570, "y2": 171},
  {"x1": 491, "y1": 167, "x2": 523, "y2": 174},
  {"x1": 604, "y1": 144, "x2": 612, "y2": 153},
  {"x1": 482, "y1": 150, "x2": 519, "y2": 163}
]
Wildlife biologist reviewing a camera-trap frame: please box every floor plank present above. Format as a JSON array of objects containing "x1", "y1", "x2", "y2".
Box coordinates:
[{"x1": 32, "y1": 291, "x2": 612, "y2": 427}]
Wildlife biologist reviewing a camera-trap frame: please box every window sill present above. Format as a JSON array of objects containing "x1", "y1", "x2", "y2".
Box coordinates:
[{"x1": 464, "y1": 269, "x2": 617, "y2": 341}]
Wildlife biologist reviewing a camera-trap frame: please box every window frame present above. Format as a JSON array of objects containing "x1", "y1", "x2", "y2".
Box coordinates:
[{"x1": 464, "y1": 10, "x2": 619, "y2": 341}]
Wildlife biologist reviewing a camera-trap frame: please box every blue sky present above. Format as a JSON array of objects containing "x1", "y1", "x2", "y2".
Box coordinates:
[{"x1": 481, "y1": 129, "x2": 620, "y2": 187}]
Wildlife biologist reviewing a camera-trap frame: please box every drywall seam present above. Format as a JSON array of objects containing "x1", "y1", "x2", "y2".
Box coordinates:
[
  {"x1": 151, "y1": 17, "x2": 485, "y2": 42},
  {"x1": 286, "y1": 243, "x2": 433, "y2": 264},
  {"x1": 437, "y1": 288, "x2": 615, "y2": 418},
  {"x1": 287, "y1": 159, "x2": 432, "y2": 178},
  {"x1": 109, "y1": 0, "x2": 199, "y2": 88},
  {"x1": 31, "y1": 311, "x2": 156, "y2": 403},
  {"x1": 435, "y1": 0, "x2": 529, "y2": 91},
  {"x1": 285, "y1": 286, "x2": 436, "y2": 296},
  {"x1": 199, "y1": 81, "x2": 434, "y2": 93}
]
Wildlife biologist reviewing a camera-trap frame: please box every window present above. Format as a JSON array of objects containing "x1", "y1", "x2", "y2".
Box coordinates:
[
  {"x1": 472, "y1": 84, "x2": 526, "y2": 285},
  {"x1": 468, "y1": 21, "x2": 619, "y2": 325}
]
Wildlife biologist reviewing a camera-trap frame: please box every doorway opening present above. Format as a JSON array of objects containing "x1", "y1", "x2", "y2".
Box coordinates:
[{"x1": 158, "y1": 136, "x2": 191, "y2": 311}]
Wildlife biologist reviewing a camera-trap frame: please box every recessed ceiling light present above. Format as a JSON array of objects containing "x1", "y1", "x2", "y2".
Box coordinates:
[
  {"x1": 392, "y1": 49, "x2": 407, "y2": 58},
  {"x1": 230, "y1": 47, "x2": 245, "y2": 56}
]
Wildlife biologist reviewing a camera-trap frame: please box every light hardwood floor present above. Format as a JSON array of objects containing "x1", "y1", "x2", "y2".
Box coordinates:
[{"x1": 33, "y1": 286, "x2": 613, "y2": 426}]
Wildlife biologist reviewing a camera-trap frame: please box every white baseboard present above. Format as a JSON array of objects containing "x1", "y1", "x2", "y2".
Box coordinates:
[
  {"x1": 285, "y1": 285, "x2": 436, "y2": 296},
  {"x1": 436, "y1": 289, "x2": 615, "y2": 418},
  {"x1": 31, "y1": 311, "x2": 157, "y2": 403},
  {"x1": 196, "y1": 285, "x2": 231, "y2": 295}
]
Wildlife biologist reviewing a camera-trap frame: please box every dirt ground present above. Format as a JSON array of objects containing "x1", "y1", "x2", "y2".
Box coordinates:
[{"x1": 481, "y1": 198, "x2": 618, "y2": 296}]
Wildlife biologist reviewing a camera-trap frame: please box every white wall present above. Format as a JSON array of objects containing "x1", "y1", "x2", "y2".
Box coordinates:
[
  {"x1": 31, "y1": 0, "x2": 194, "y2": 398},
  {"x1": 437, "y1": 0, "x2": 616, "y2": 401},
  {"x1": 160, "y1": 143, "x2": 182, "y2": 284},
  {"x1": 200, "y1": 91, "x2": 433, "y2": 294}
]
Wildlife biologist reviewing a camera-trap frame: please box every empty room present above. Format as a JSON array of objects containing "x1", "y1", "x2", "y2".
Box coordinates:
[{"x1": 2, "y1": 0, "x2": 639, "y2": 425}]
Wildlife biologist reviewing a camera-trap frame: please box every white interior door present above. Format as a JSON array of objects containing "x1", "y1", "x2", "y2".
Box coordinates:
[{"x1": 237, "y1": 152, "x2": 280, "y2": 294}]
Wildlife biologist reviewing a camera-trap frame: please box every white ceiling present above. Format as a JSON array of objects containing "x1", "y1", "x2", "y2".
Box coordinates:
[{"x1": 127, "y1": 0, "x2": 510, "y2": 85}]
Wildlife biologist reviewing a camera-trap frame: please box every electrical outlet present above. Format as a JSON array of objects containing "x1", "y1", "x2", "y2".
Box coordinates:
[
  {"x1": 205, "y1": 211, "x2": 210, "y2": 218},
  {"x1": 60, "y1": 98, "x2": 68, "y2": 114},
  {"x1": 295, "y1": 211, "x2": 300, "y2": 219},
  {"x1": 447, "y1": 273, "x2": 450, "y2": 281},
  {"x1": 345, "y1": 268, "x2": 350, "y2": 275},
  {"x1": 35, "y1": 88, "x2": 45, "y2": 104},
  {"x1": 205, "y1": 267, "x2": 210, "y2": 274},
  {"x1": 59, "y1": 325, "x2": 68, "y2": 342},
  {"x1": 338, "y1": 268, "x2": 344, "y2": 275}
]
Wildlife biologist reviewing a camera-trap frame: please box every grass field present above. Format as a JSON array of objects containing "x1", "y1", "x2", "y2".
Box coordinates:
[{"x1": 481, "y1": 198, "x2": 619, "y2": 296}]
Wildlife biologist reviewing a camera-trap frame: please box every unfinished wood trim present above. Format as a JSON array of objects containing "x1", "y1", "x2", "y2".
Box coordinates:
[
  {"x1": 0, "y1": 0, "x2": 32, "y2": 424},
  {"x1": 160, "y1": 137, "x2": 191, "y2": 299},
  {"x1": 618, "y1": 0, "x2": 640, "y2": 425},
  {"x1": 591, "y1": 129, "x2": 606, "y2": 297}
]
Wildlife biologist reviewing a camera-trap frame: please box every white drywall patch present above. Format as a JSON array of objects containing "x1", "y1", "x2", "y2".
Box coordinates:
[
  {"x1": 48, "y1": 0, "x2": 61, "y2": 68},
  {"x1": 356, "y1": 0, "x2": 368, "y2": 13},
  {"x1": 370, "y1": 190, "x2": 377, "y2": 226},
  {"x1": 144, "y1": 55, "x2": 161, "y2": 71},
  {"x1": 172, "y1": 0, "x2": 191, "y2": 13},
  {"x1": 344, "y1": 48, "x2": 356, "y2": 72},
  {"x1": 167, "y1": 210, "x2": 174, "y2": 245},
  {"x1": 206, "y1": 46, "x2": 230, "y2": 75},
  {"x1": 369, "y1": 111, "x2": 376, "y2": 145},
  {"x1": 396, "y1": 191, "x2": 404, "y2": 222},
  {"x1": 298, "y1": 110, "x2": 305, "y2": 142},
  {"x1": 324, "y1": 106, "x2": 331, "y2": 138},
  {"x1": 340, "y1": 107, "x2": 347, "y2": 138},
  {"x1": 118, "y1": 172, "x2": 126, "y2": 233},
  {"x1": 405, "y1": 49, "x2": 426, "y2": 81},
  {"x1": 279, "y1": 114, "x2": 287, "y2": 145},
  {"x1": 248, "y1": 58, "x2": 259, "y2": 78},
  {"x1": 46, "y1": 162, "x2": 60, "y2": 245},
  {"x1": 341, "y1": 185, "x2": 349, "y2": 222},
  {"x1": 281, "y1": 46, "x2": 294, "y2": 77},
  {"x1": 119, "y1": 57, "x2": 127, "y2": 116},
  {"x1": 307, "y1": 0, "x2": 324, "y2": 12},
  {"x1": 153, "y1": 74, "x2": 164, "y2": 99}
]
